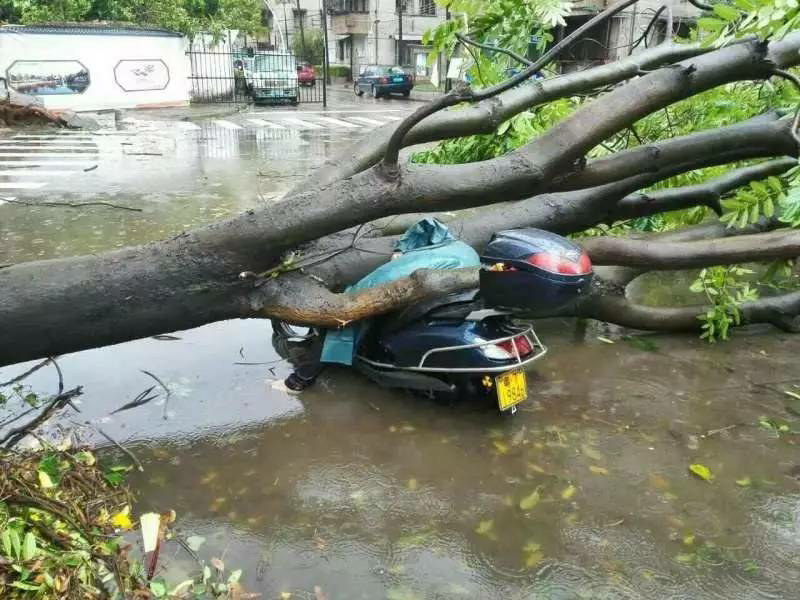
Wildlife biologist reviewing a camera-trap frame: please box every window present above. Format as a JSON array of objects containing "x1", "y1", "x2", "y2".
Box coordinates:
[{"x1": 419, "y1": 0, "x2": 436, "y2": 16}]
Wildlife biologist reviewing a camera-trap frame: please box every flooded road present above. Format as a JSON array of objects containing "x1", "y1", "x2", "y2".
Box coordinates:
[{"x1": 2, "y1": 105, "x2": 800, "y2": 598}]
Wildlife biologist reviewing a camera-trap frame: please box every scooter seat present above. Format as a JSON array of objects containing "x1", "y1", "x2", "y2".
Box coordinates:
[{"x1": 378, "y1": 289, "x2": 482, "y2": 335}]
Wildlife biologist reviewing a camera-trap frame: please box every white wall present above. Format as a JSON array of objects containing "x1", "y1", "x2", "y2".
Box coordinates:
[{"x1": 0, "y1": 30, "x2": 191, "y2": 111}]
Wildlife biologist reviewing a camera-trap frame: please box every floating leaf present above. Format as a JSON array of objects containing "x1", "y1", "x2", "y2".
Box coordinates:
[
  {"x1": 561, "y1": 485, "x2": 576, "y2": 500},
  {"x1": 211, "y1": 557, "x2": 225, "y2": 572},
  {"x1": 186, "y1": 535, "x2": 206, "y2": 552},
  {"x1": 475, "y1": 519, "x2": 494, "y2": 536},
  {"x1": 523, "y1": 541, "x2": 543, "y2": 568},
  {"x1": 519, "y1": 487, "x2": 541, "y2": 511},
  {"x1": 735, "y1": 476, "x2": 752, "y2": 487},
  {"x1": 689, "y1": 463, "x2": 713, "y2": 481},
  {"x1": 589, "y1": 465, "x2": 608, "y2": 475},
  {"x1": 492, "y1": 440, "x2": 509, "y2": 454},
  {"x1": 597, "y1": 336, "x2": 615, "y2": 344},
  {"x1": 674, "y1": 553, "x2": 695, "y2": 565},
  {"x1": 581, "y1": 444, "x2": 604, "y2": 461},
  {"x1": 682, "y1": 534, "x2": 695, "y2": 546},
  {"x1": 407, "y1": 478, "x2": 418, "y2": 491}
]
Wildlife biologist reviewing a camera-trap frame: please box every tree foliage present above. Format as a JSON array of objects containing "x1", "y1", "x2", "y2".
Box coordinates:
[
  {"x1": 0, "y1": 0, "x2": 265, "y2": 36},
  {"x1": 292, "y1": 28, "x2": 325, "y2": 66},
  {"x1": 417, "y1": 0, "x2": 800, "y2": 342}
]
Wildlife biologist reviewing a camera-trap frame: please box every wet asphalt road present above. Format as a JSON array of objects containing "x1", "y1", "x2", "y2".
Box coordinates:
[{"x1": 3, "y1": 97, "x2": 800, "y2": 599}]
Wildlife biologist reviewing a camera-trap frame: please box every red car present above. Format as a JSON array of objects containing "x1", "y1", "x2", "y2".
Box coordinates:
[{"x1": 297, "y1": 63, "x2": 316, "y2": 86}]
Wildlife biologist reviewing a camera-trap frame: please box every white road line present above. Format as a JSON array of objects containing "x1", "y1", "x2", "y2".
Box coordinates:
[
  {"x1": 0, "y1": 170, "x2": 76, "y2": 176},
  {"x1": 174, "y1": 122, "x2": 202, "y2": 130},
  {"x1": 382, "y1": 115, "x2": 404, "y2": 120},
  {"x1": 278, "y1": 117, "x2": 324, "y2": 129},
  {"x1": 247, "y1": 118, "x2": 286, "y2": 129},
  {"x1": 347, "y1": 116, "x2": 388, "y2": 126},
  {"x1": 213, "y1": 120, "x2": 243, "y2": 130},
  {"x1": 0, "y1": 146, "x2": 99, "y2": 152},
  {"x1": 2, "y1": 139, "x2": 98, "y2": 145},
  {"x1": 13, "y1": 135, "x2": 97, "y2": 140},
  {"x1": 0, "y1": 152, "x2": 100, "y2": 158},
  {"x1": 0, "y1": 160, "x2": 96, "y2": 166},
  {"x1": 0, "y1": 182, "x2": 47, "y2": 189},
  {"x1": 314, "y1": 116, "x2": 361, "y2": 128}
]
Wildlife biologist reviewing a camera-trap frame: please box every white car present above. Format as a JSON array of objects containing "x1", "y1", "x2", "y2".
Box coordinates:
[{"x1": 249, "y1": 53, "x2": 298, "y2": 104}]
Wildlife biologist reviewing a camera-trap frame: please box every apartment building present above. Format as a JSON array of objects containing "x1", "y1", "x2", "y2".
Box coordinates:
[{"x1": 266, "y1": 0, "x2": 702, "y2": 79}]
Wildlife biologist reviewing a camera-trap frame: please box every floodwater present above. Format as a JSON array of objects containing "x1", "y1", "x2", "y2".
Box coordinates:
[{"x1": 2, "y1": 112, "x2": 800, "y2": 599}]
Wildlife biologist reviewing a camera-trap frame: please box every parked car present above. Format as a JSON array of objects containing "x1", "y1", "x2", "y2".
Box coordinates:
[
  {"x1": 354, "y1": 65, "x2": 413, "y2": 98},
  {"x1": 296, "y1": 63, "x2": 316, "y2": 86},
  {"x1": 248, "y1": 52, "x2": 298, "y2": 105}
]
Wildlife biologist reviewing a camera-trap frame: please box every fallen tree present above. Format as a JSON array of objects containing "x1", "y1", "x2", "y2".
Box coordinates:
[{"x1": 2, "y1": 0, "x2": 800, "y2": 365}]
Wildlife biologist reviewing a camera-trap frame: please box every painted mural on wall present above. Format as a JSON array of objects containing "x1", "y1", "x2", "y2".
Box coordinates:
[
  {"x1": 6, "y1": 60, "x2": 90, "y2": 95},
  {"x1": 114, "y1": 59, "x2": 170, "y2": 92}
]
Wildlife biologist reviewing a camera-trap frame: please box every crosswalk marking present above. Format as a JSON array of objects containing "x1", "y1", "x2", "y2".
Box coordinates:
[
  {"x1": 0, "y1": 160, "x2": 96, "y2": 166},
  {"x1": 0, "y1": 182, "x2": 48, "y2": 189},
  {"x1": 279, "y1": 117, "x2": 323, "y2": 129},
  {"x1": 314, "y1": 116, "x2": 361, "y2": 129},
  {"x1": 13, "y1": 135, "x2": 97, "y2": 140},
  {"x1": 175, "y1": 122, "x2": 202, "y2": 131},
  {"x1": 3, "y1": 139, "x2": 98, "y2": 146},
  {"x1": 0, "y1": 152, "x2": 100, "y2": 158},
  {"x1": 0, "y1": 170, "x2": 77, "y2": 176},
  {"x1": 347, "y1": 116, "x2": 388, "y2": 126},
  {"x1": 213, "y1": 120, "x2": 243, "y2": 130},
  {"x1": 0, "y1": 146, "x2": 98, "y2": 152},
  {"x1": 247, "y1": 118, "x2": 286, "y2": 129}
]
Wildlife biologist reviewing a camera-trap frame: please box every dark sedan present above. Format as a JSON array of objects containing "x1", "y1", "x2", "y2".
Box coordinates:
[{"x1": 354, "y1": 65, "x2": 413, "y2": 98}]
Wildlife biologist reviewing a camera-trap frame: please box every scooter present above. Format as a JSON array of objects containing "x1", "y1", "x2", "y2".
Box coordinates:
[{"x1": 272, "y1": 229, "x2": 593, "y2": 413}]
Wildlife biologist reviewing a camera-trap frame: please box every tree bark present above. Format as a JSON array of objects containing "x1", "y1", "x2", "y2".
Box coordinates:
[{"x1": 2, "y1": 34, "x2": 800, "y2": 366}]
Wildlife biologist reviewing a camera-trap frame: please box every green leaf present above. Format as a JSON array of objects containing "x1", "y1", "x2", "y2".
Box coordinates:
[
  {"x1": 9, "y1": 529, "x2": 21, "y2": 559},
  {"x1": 22, "y1": 532, "x2": 36, "y2": 561},
  {"x1": 689, "y1": 463, "x2": 713, "y2": 481},
  {"x1": 736, "y1": 476, "x2": 752, "y2": 487},
  {"x1": 713, "y1": 4, "x2": 741, "y2": 20},
  {"x1": 10, "y1": 581, "x2": 41, "y2": 591},
  {"x1": 1, "y1": 530, "x2": 11, "y2": 557},
  {"x1": 149, "y1": 578, "x2": 168, "y2": 598}
]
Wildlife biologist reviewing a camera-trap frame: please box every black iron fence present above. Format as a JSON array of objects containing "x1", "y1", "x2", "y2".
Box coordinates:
[{"x1": 187, "y1": 41, "x2": 325, "y2": 105}]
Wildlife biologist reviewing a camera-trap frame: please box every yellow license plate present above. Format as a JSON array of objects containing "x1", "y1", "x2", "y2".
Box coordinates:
[{"x1": 496, "y1": 370, "x2": 527, "y2": 411}]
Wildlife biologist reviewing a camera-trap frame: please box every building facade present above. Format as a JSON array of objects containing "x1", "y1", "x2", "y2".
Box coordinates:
[{"x1": 266, "y1": 0, "x2": 445, "y2": 76}]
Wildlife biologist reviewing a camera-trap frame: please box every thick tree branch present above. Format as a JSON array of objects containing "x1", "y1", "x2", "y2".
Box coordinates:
[
  {"x1": 610, "y1": 158, "x2": 797, "y2": 220},
  {"x1": 382, "y1": 0, "x2": 639, "y2": 170},
  {"x1": 309, "y1": 42, "x2": 711, "y2": 187},
  {"x1": 549, "y1": 119, "x2": 797, "y2": 192},
  {"x1": 581, "y1": 228, "x2": 800, "y2": 269},
  {"x1": 570, "y1": 289, "x2": 800, "y2": 334},
  {"x1": 249, "y1": 268, "x2": 479, "y2": 327}
]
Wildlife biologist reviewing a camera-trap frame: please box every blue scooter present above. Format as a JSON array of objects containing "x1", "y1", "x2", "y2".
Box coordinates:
[{"x1": 272, "y1": 229, "x2": 593, "y2": 413}]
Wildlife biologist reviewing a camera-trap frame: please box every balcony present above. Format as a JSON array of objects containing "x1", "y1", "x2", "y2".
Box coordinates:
[
  {"x1": 328, "y1": 0, "x2": 369, "y2": 14},
  {"x1": 330, "y1": 14, "x2": 370, "y2": 35}
]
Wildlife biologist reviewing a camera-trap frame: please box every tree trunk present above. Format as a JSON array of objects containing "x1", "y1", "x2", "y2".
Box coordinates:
[{"x1": 2, "y1": 32, "x2": 800, "y2": 366}]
